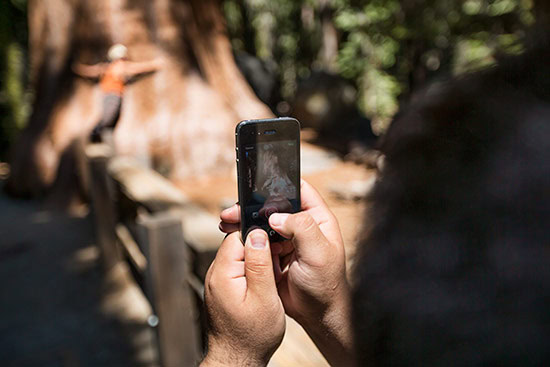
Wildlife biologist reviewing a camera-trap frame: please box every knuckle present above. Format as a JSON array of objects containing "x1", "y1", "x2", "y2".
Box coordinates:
[
  {"x1": 293, "y1": 212, "x2": 316, "y2": 232},
  {"x1": 246, "y1": 258, "x2": 270, "y2": 276},
  {"x1": 205, "y1": 261, "x2": 215, "y2": 283},
  {"x1": 222, "y1": 231, "x2": 235, "y2": 246},
  {"x1": 207, "y1": 272, "x2": 217, "y2": 290},
  {"x1": 228, "y1": 230, "x2": 242, "y2": 242},
  {"x1": 207, "y1": 272, "x2": 224, "y2": 299},
  {"x1": 205, "y1": 277, "x2": 215, "y2": 299},
  {"x1": 205, "y1": 280, "x2": 214, "y2": 298}
]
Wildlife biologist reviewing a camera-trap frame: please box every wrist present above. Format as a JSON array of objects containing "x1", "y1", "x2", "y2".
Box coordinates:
[
  {"x1": 305, "y1": 295, "x2": 353, "y2": 347},
  {"x1": 201, "y1": 336, "x2": 267, "y2": 367},
  {"x1": 301, "y1": 281, "x2": 355, "y2": 366},
  {"x1": 301, "y1": 276, "x2": 351, "y2": 331},
  {"x1": 201, "y1": 352, "x2": 265, "y2": 367}
]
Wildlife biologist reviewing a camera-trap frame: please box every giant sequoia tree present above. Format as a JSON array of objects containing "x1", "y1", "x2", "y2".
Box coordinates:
[{"x1": 7, "y1": 0, "x2": 273, "y2": 197}]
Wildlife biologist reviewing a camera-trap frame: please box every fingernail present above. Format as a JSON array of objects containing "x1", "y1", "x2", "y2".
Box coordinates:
[
  {"x1": 250, "y1": 232, "x2": 266, "y2": 249},
  {"x1": 270, "y1": 213, "x2": 289, "y2": 227}
]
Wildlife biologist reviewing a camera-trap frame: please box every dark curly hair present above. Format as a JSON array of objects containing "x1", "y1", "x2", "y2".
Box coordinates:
[{"x1": 352, "y1": 38, "x2": 550, "y2": 366}]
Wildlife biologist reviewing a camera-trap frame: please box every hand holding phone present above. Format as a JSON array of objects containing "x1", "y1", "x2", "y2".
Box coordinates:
[
  {"x1": 236, "y1": 118, "x2": 301, "y2": 242},
  {"x1": 220, "y1": 179, "x2": 355, "y2": 366}
]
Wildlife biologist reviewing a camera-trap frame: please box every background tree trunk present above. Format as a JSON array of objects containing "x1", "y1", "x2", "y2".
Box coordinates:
[
  {"x1": 534, "y1": 0, "x2": 550, "y2": 45},
  {"x1": 7, "y1": 0, "x2": 273, "y2": 198}
]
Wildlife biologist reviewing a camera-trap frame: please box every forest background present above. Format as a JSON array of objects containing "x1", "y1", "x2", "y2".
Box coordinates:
[{"x1": 0, "y1": 0, "x2": 536, "y2": 161}]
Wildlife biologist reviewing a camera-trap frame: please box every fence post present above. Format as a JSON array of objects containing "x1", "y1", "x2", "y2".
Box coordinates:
[
  {"x1": 136, "y1": 210, "x2": 201, "y2": 367},
  {"x1": 85, "y1": 143, "x2": 121, "y2": 270}
]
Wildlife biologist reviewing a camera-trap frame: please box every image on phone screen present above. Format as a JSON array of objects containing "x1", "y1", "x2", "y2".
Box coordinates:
[{"x1": 243, "y1": 139, "x2": 299, "y2": 236}]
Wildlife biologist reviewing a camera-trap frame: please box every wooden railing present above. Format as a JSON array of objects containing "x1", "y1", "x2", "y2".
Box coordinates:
[{"x1": 83, "y1": 139, "x2": 222, "y2": 367}]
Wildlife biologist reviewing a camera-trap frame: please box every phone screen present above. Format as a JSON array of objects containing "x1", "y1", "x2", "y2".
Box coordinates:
[{"x1": 237, "y1": 118, "x2": 300, "y2": 241}]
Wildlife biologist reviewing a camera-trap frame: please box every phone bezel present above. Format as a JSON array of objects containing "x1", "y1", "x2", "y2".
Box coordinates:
[{"x1": 235, "y1": 117, "x2": 301, "y2": 242}]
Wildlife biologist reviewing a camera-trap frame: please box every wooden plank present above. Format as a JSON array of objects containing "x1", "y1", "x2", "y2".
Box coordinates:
[
  {"x1": 136, "y1": 211, "x2": 201, "y2": 367},
  {"x1": 115, "y1": 223, "x2": 148, "y2": 273},
  {"x1": 108, "y1": 156, "x2": 188, "y2": 212},
  {"x1": 85, "y1": 143, "x2": 121, "y2": 270},
  {"x1": 107, "y1": 155, "x2": 221, "y2": 277}
]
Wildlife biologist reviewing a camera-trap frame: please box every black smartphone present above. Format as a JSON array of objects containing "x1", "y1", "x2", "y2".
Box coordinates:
[{"x1": 236, "y1": 117, "x2": 301, "y2": 242}]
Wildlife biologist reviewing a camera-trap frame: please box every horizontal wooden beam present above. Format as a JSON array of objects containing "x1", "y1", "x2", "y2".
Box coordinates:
[{"x1": 108, "y1": 156, "x2": 188, "y2": 212}]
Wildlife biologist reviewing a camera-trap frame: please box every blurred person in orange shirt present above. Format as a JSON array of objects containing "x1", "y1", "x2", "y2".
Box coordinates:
[{"x1": 73, "y1": 44, "x2": 164, "y2": 142}]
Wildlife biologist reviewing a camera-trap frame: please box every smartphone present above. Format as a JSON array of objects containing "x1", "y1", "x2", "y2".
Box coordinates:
[{"x1": 236, "y1": 117, "x2": 301, "y2": 242}]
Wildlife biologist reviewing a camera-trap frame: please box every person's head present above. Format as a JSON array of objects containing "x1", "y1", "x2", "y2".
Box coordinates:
[
  {"x1": 352, "y1": 43, "x2": 550, "y2": 365},
  {"x1": 107, "y1": 44, "x2": 128, "y2": 62}
]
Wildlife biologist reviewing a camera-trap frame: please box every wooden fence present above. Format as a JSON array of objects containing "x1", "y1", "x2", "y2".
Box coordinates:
[{"x1": 83, "y1": 140, "x2": 222, "y2": 367}]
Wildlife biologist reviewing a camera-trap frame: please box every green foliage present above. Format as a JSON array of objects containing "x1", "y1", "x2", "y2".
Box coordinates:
[
  {"x1": 0, "y1": 0, "x2": 537, "y2": 157},
  {"x1": 0, "y1": 0, "x2": 28, "y2": 159},
  {"x1": 225, "y1": 0, "x2": 327, "y2": 98},
  {"x1": 223, "y1": 0, "x2": 534, "y2": 132},
  {"x1": 4, "y1": 43, "x2": 28, "y2": 130}
]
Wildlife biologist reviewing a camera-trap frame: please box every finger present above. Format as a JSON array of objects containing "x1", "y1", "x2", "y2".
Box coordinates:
[
  {"x1": 269, "y1": 211, "x2": 328, "y2": 267},
  {"x1": 209, "y1": 232, "x2": 246, "y2": 284},
  {"x1": 300, "y1": 179, "x2": 343, "y2": 246},
  {"x1": 276, "y1": 271, "x2": 292, "y2": 314},
  {"x1": 220, "y1": 204, "x2": 241, "y2": 224},
  {"x1": 244, "y1": 229, "x2": 277, "y2": 297},
  {"x1": 278, "y1": 240, "x2": 294, "y2": 257},
  {"x1": 215, "y1": 231, "x2": 245, "y2": 269},
  {"x1": 219, "y1": 221, "x2": 240, "y2": 234},
  {"x1": 300, "y1": 179, "x2": 329, "y2": 211},
  {"x1": 280, "y1": 251, "x2": 294, "y2": 272},
  {"x1": 271, "y1": 242, "x2": 283, "y2": 255}
]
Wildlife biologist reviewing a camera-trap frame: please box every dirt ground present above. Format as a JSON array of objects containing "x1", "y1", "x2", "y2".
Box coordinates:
[{"x1": 0, "y1": 179, "x2": 157, "y2": 367}]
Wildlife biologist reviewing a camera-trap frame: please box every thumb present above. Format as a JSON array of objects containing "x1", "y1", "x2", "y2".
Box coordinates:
[
  {"x1": 244, "y1": 229, "x2": 277, "y2": 297},
  {"x1": 269, "y1": 212, "x2": 328, "y2": 266}
]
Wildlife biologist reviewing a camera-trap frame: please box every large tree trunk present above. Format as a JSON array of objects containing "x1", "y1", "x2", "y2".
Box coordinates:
[
  {"x1": 7, "y1": 0, "x2": 273, "y2": 198},
  {"x1": 533, "y1": 0, "x2": 550, "y2": 45}
]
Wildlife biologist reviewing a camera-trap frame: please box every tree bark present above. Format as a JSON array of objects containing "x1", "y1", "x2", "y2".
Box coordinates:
[
  {"x1": 186, "y1": 0, "x2": 273, "y2": 119},
  {"x1": 7, "y1": 0, "x2": 273, "y2": 199},
  {"x1": 318, "y1": 0, "x2": 339, "y2": 72},
  {"x1": 533, "y1": 0, "x2": 550, "y2": 45}
]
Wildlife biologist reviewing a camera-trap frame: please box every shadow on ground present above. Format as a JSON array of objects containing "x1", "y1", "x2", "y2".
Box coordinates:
[{"x1": 0, "y1": 180, "x2": 157, "y2": 367}]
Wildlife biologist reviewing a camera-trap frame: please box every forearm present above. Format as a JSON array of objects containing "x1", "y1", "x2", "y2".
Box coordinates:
[
  {"x1": 125, "y1": 59, "x2": 162, "y2": 77},
  {"x1": 73, "y1": 68, "x2": 96, "y2": 79},
  {"x1": 303, "y1": 287, "x2": 355, "y2": 367},
  {"x1": 72, "y1": 63, "x2": 103, "y2": 79}
]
